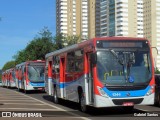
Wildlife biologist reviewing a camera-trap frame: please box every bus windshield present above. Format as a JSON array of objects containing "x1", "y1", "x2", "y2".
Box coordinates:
[
  {"x1": 97, "y1": 49, "x2": 152, "y2": 86},
  {"x1": 28, "y1": 65, "x2": 44, "y2": 83}
]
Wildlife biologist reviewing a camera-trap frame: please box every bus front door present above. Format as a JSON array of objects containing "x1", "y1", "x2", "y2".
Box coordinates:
[{"x1": 87, "y1": 53, "x2": 94, "y2": 104}]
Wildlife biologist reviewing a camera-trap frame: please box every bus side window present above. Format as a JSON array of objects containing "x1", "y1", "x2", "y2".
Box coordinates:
[
  {"x1": 74, "y1": 50, "x2": 84, "y2": 72},
  {"x1": 67, "y1": 52, "x2": 75, "y2": 72},
  {"x1": 67, "y1": 59, "x2": 75, "y2": 72},
  {"x1": 75, "y1": 60, "x2": 83, "y2": 72},
  {"x1": 53, "y1": 56, "x2": 60, "y2": 73}
]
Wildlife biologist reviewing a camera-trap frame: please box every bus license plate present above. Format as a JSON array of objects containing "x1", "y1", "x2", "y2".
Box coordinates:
[{"x1": 123, "y1": 102, "x2": 134, "y2": 106}]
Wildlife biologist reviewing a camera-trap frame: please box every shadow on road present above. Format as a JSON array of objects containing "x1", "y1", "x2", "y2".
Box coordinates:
[{"x1": 42, "y1": 95, "x2": 145, "y2": 117}]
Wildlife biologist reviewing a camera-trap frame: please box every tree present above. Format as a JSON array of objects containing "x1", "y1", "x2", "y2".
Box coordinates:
[
  {"x1": 13, "y1": 27, "x2": 55, "y2": 64},
  {"x1": 2, "y1": 61, "x2": 16, "y2": 71},
  {"x1": 64, "y1": 34, "x2": 80, "y2": 46},
  {"x1": 53, "y1": 33, "x2": 80, "y2": 49},
  {"x1": 53, "y1": 33, "x2": 65, "y2": 50},
  {"x1": 155, "y1": 67, "x2": 160, "y2": 74}
]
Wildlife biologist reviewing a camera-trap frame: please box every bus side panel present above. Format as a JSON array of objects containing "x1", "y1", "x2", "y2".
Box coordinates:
[{"x1": 65, "y1": 72, "x2": 85, "y2": 102}]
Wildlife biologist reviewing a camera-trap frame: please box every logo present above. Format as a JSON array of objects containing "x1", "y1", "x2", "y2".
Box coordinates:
[
  {"x1": 2, "y1": 112, "x2": 11, "y2": 117},
  {"x1": 112, "y1": 93, "x2": 121, "y2": 97}
]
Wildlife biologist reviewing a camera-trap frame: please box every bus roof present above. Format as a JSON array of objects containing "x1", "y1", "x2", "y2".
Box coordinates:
[
  {"x1": 16, "y1": 60, "x2": 45, "y2": 67},
  {"x1": 45, "y1": 37, "x2": 148, "y2": 59}
]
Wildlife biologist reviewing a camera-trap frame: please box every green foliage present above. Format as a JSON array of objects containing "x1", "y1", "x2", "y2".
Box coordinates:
[
  {"x1": 64, "y1": 34, "x2": 80, "y2": 46},
  {"x1": 2, "y1": 61, "x2": 15, "y2": 71},
  {"x1": 53, "y1": 33, "x2": 80, "y2": 49},
  {"x1": 53, "y1": 33, "x2": 65, "y2": 50},
  {"x1": 155, "y1": 67, "x2": 160, "y2": 74}
]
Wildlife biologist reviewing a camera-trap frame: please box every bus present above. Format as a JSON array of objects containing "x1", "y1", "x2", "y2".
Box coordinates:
[
  {"x1": 16, "y1": 60, "x2": 45, "y2": 93},
  {"x1": 45, "y1": 37, "x2": 155, "y2": 112},
  {"x1": 5, "y1": 68, "x2": 16, "y2": 88},
  {"x1": 2, "y1": 71, "x2": 7, "y2": 87}
]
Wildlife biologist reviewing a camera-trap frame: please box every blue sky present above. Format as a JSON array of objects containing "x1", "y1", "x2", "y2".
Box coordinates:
[{"x1": 0, "y1": 0, "x2": 56, "y2": 69}]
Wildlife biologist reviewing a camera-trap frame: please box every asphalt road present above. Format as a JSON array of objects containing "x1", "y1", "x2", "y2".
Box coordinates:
[{"x1": 0, "y1": 87, "x2": 160, "y2": 120}]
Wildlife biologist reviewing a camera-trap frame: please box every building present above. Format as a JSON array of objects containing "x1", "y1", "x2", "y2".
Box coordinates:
[
  {"x1": 96, "y1": 0, "x2": 144, "y2": 37},
  {"x1": 143, "y1": 0, "x2": 160, "y2": 69},
  {"x1": 95, "y1": 0, "x2": 160, "y2": 70},
  {"x1": 56, "y1": 0, "x2": 88, "y2": 40},
  {"x1": 56, "y1": 0, "x2": 160, "y2": 69}
]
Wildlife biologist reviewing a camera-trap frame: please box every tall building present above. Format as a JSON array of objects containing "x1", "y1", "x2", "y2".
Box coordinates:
[
  {"x1": 96, "y1": 0, "x2": 160, "y2": 69},
  {"x1": 143, "y1": 0, "x2": 160, "y2": 69},
  {"x1": 95, "y1": 0, "x2": 144, "y2": 37},
  {"x1": 56, "y1": 0, "x2": 160, "y2": 69},
  {"x1": 88, "y1": 0, "x2": 96, "y2": 39},
  {"x1": 56, "y1": 0, "x2": 88, "y2": 40}
]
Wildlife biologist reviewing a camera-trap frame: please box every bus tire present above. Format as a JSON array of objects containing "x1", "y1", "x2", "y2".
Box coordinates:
[
  {"x1": 79, "y1": 93, "x2": 87, "y2": 112},
  {"x1": 24, "y1": 89, "x2": 28, "y2": 94},
  {"x1": 53, "y1": 88, "x2": 58, "y2": 104}
]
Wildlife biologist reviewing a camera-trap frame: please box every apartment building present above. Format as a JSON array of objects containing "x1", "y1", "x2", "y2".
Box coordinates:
[
  {"x1": 56, "y1": 0, "x2": 160, "y2": 69},
  {"x1": 143, "y1": 0, "x2": 160, "y2": 69},
  {"x1": 95, "y1": 0, "x2": 144, "y2": 37},
  {"x1": 56, "y1": 0, "x2": 88, "y2": 40},
  {"x1": 96, "y1": 0, "x2": 160, "y2": 69}
]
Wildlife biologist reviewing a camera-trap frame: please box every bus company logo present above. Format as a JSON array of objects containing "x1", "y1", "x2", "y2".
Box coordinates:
[
  {"x1": 112, "y1": 92, "x2": 121, "y2": 97},
  {"x1": 2, "y1": 112, "x2": 11, "y2": 117}
]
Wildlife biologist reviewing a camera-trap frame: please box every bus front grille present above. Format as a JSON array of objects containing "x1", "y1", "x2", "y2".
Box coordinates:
[{"x1": 112, "y1": 98, "x2": 144, "y2": 105}]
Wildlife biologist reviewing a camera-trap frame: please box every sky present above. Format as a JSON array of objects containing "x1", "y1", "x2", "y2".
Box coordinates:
[{"x1": 0, "y1": 0, "x2": 56, "y2": 69}]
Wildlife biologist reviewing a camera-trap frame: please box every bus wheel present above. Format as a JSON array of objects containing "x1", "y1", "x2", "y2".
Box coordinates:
[
  {"x1": 53, "y1": 88, "x2": 58, "y2": 104},
  {"x1": 79, "y1": 93, "x2": 87, "y2": 112},
  {"x1": 24, "y1": 89, "x2": 28, "y2": 94}
]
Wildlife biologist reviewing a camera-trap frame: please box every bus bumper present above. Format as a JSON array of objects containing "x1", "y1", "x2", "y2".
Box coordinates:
[{"x1": 93, "y1": 93, "x2": 154, "y2": 107}]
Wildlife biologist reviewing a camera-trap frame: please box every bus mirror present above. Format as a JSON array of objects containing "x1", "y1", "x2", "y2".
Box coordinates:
[{"x1": 91, "y1": 53, "x2": 97, "y2": 65}]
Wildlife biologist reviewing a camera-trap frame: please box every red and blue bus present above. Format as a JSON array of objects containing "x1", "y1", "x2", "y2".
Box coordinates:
[
  {"x1": 1, "y1": 69, "x2": 15, "y2": 88},
  {"x1": 6, "y1": 68, "x2": 16, "y2": 88},
  {"x1": 45, "y1": 37, "x2": 155, "y2": 112},
  {"x1": 2, "y1": 71, "x2": 7, "y2": 87},
  {"x1": 16, "y1": 60, "x2": 45, "y2": 93}
]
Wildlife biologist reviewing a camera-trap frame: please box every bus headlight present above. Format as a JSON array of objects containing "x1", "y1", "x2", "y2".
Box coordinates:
[
  {"x1": 146, "y1": 85, "x2": 154, "y2": 96},
  {"x1": 97, "y1": 86, "x2": 109, "y2": 98}
]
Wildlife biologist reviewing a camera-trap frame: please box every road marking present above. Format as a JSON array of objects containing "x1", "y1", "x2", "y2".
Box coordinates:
[
  {"x1": 0, "y1": 100, "x2": 38, "y2": 102},
  {"x1": 4, "y1": 103, "x2": 46, "y2": 105},
  {"x1": 10, "y1": 89, "x2": 90, "y2": 120},
  {"x1": 0, "y1": 97, "x2": 33, "y2": 100},
  {"x1": 0, "y1": 87, "x2": 90, "y2": 120}
]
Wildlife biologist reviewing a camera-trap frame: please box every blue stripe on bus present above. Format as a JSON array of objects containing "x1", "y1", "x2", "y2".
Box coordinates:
[
  {"x1": 102, "y1": 86, "x2": 150, "y2": 98},
  {"x1": 29, "y1": 82, "x2": 45, "y2": 87},
  {"x1": 59, "y1": 81, "x2": 77, "y2": 88},
  {"x1": 51, "y1": 76, "x2": 84, "y2": 88}
]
